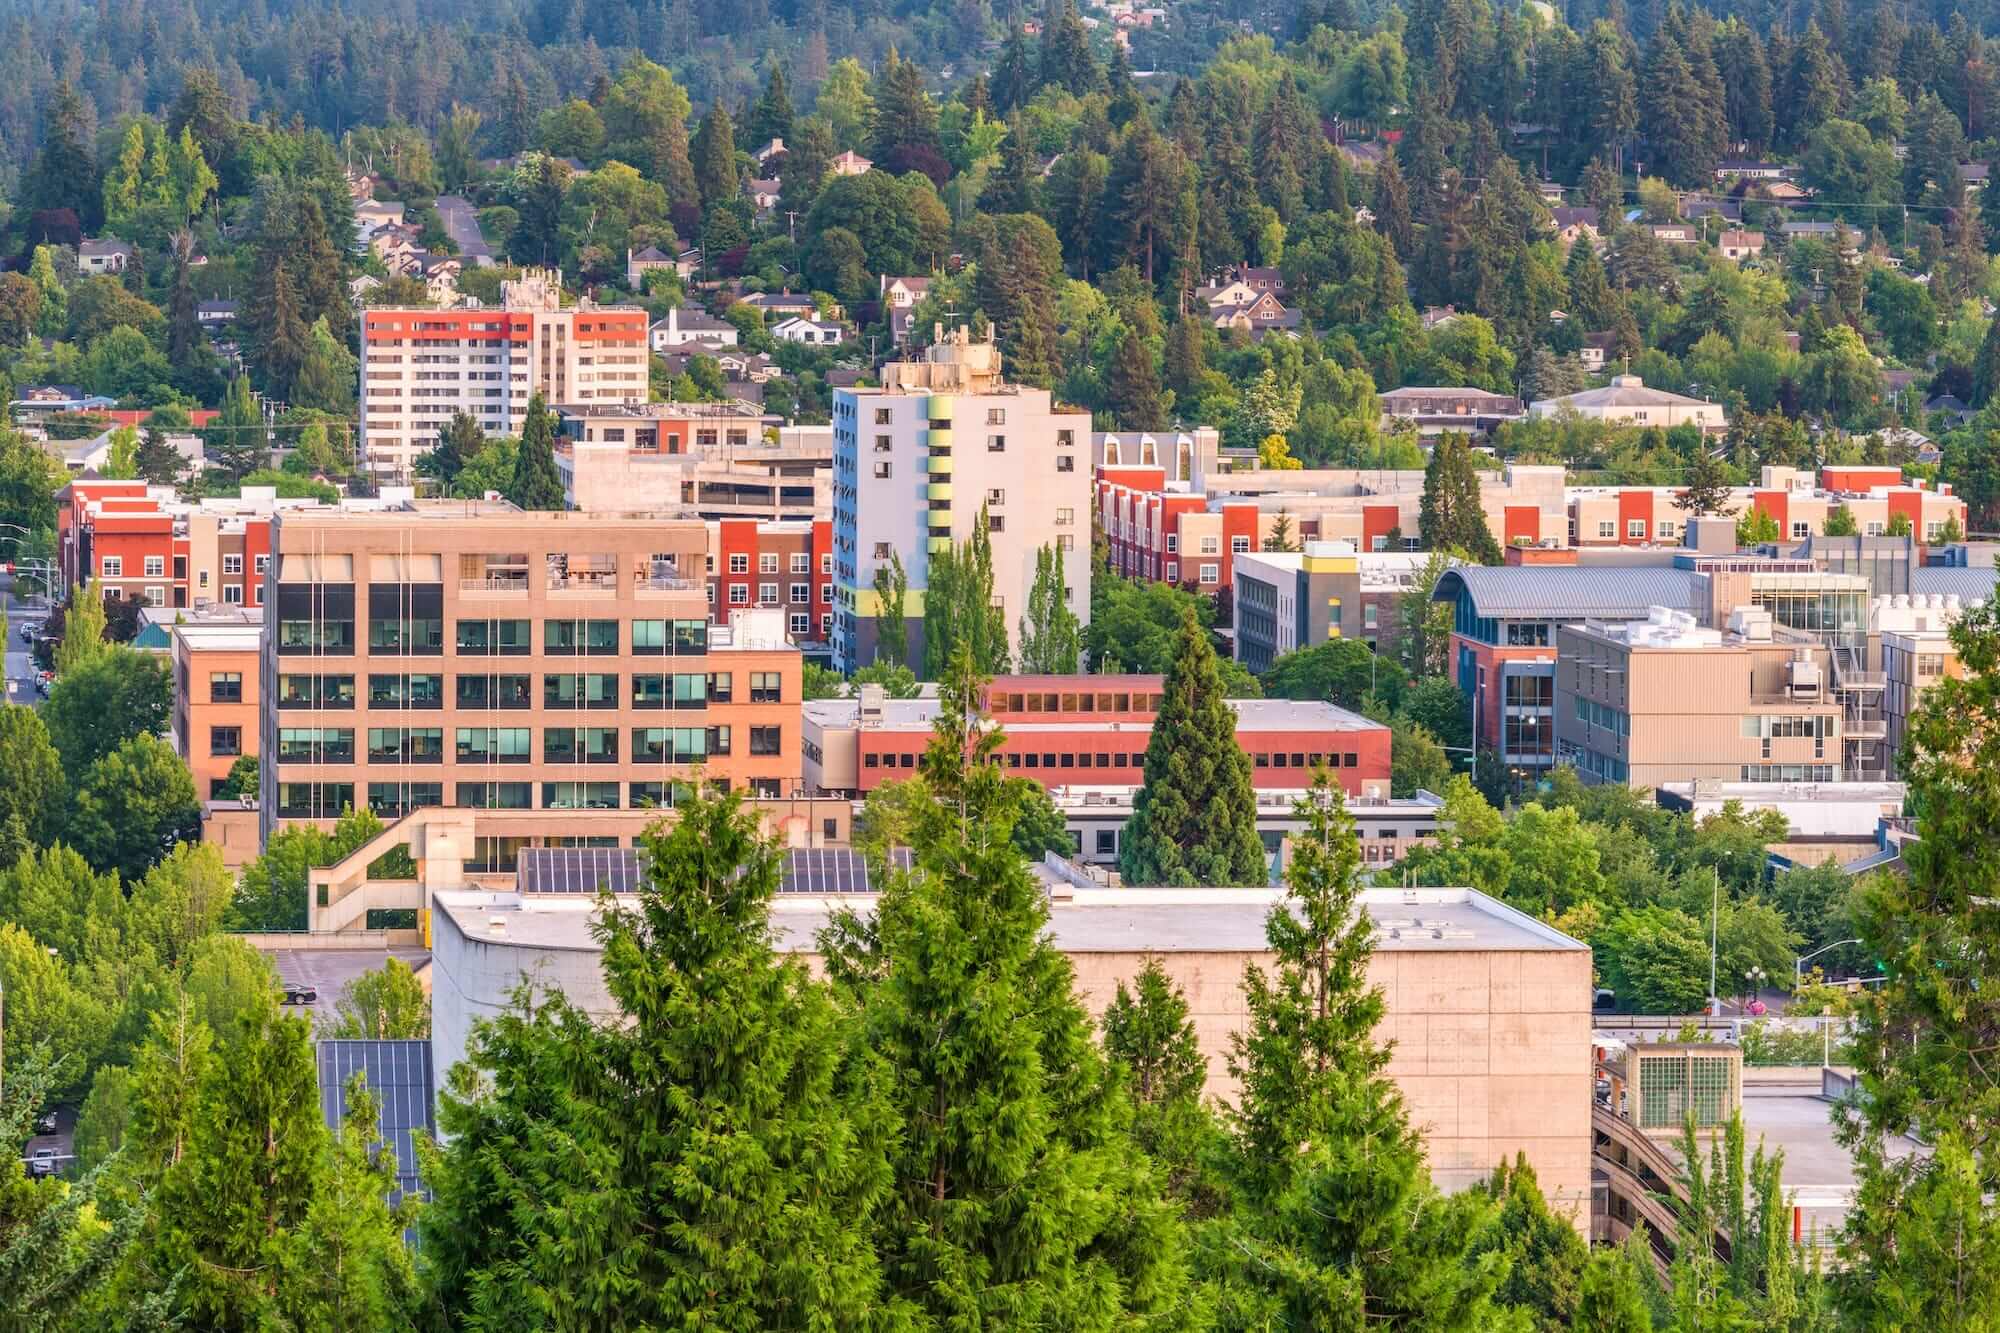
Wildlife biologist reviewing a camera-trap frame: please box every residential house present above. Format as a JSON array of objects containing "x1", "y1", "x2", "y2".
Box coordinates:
[
  {"x1": 1715, "y1": 160, "x2": 1787, "y2": 181},
  {"x1": 626, "y1": 245, "x2": 678, "y2": 291},
  {"x1": 881, "y1": 274, "x2": 932, "y2": 346},
  {"x1": 1201, "y1": 289, "x2": 1303, "y2": 338},
  {"x1": 1579, "y1": 332, "x2": 1619, "y2": 373},
  {"x1": 348, "y1": 274, "x2": 383, "y2": 304},
  {"x1": 1337, "y1": 140, "x2": 1386, "y2": 168},
  {"x1": 1760, "y1": 180, "x2": 1812, "y2": 203},
  {"x1": 1780, "y1": 220, "x2": 1840, "y2": 239},
  {"x1": 752, "y1": 138, "x2": 786, "y2": 167},
  {"x1": 1718, "y1": 230, "x2": 1766, "y2": 261},
  {"x1": 745, "y1": 177, "x2": 782, "y2": 211},
  {"x1": 1679, "y1": 194, "x2": 1743, "y2": 224},
  {"x1": 1421, "y1": 305, "x2": 1460, "y2": 330},
  {"x1": 196, "y1": 301, "x2": 239, "y2": 328},
  {"x1": 1924, "y1": 394, "x2": 1975, "y2": 427},
  {"x1": 78, "y1": 238, "x2": 135, "y2": 275},
  {"x1": 1647, "y1": 223, "x2": 1698, "y2": 245},
  {"x1": 649, "y1": 305, "x2": 740, "y2": 350},
  {"x1": 1961, "y1": 161, "x2": 1990, "y2": 193},
  {"x1": 1377, "y1": 387, "x2": 1525, "y2": 438},
  {"x1": 1549, "y1": 207, "x2": 1601, "y2": 246},
  {"x1": 830, "y1": 150, "x2": 873, "y2": 176},
  {"x1": 736, "y1": 290, "x2": 823, "y2": 321},
  {"x1": 353, "y1": 199, "x2": 406, "y2": 233},
  {"x1": 771, "y1": 315, "x2": 844, "y2": 346},
  {"x1": 1536, "y1": 180, "x2": 1566, "y2": 204}
]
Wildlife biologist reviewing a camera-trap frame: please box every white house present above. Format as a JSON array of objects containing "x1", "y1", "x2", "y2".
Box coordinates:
[
  {"x1": 78, "y1": 238, "x2": 136, "y2": 275},
  {"x1": 770, "y1": 315, "x2": 843, "y2": 346},
  {"x1": 649, "y1": 306, "x2": 740, "y2": 351}
]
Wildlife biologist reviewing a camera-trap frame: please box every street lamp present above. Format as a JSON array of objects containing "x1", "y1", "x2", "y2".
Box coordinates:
[
  {"x1": 1743, "y1": 966, "x2": 1768, "y2": 1008},
  {"x1": 1793, "y1": 938, "x2": 1863, "y2": 986}
]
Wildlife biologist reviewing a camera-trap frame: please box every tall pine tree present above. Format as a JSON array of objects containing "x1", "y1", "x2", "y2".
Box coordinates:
[
  {"x1": 1119, "y1": 608, "x2": 1265, "y2": 886},
  {"x1": 1419, "y1": 435, "x2": 1503, "y2": 563},
  {"x1": 507, "y1": 393, "x2": 566, "y2": 510}
]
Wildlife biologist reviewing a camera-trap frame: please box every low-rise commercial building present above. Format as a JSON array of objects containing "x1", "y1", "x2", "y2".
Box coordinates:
[
  {"x1": 802, "y1": 673, "x2": 1391, "y2": 798},
  {"x1": 1528, "y1": 375, "x2": 1729, "y2": 433},
  {"x1": 552, "y1": 402, "x2": 825, "y2": 521},
  {"x1": 1555, "y1": 607, "x2": 1843, "y2": 787},
  {"x1": 1232, "y1": 543, "x2": 1435, "y2": 672},
  {"x1": 1376, "y1": 386, "x2": 1526, "y2": 437},
  {"x1": 427, "y1": 875, "x2": 1592, "y2": 1216},
  {"x1": 257, "y1": 502, "x2": 806, "y2": 842},
  {"x1": 172, "y1": 606, "x2": 264, "y2": 799}
]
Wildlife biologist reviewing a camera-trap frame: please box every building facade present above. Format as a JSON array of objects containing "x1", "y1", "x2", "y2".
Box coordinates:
[
  {"x1": 831, "y1": 329, "x2": 1092, "y2": 670},
  {"x1": 552, "y1": 402, "x2": 828, "y2": 522},
  {"x1": 172, "y1": 608, "x2": 264, "y2": 799},
  {"x1": 1555, "y1": 609, "x2": 1844, "y2": 787},
  {"x1": 803, "y1": 674, "x2": 1391, "y2": 798},
  {"x1": 358, "y1": 269, "x2": 648, "y2": 482},
  {"x1": 256, "y1": 504, "x2": 804, "y2": 842},
  {"x1": 705, "y1": 517, "x2": 835, "y2": 649},
  {"x1": 1232, "y1": 543, "x2": 1434, "y2": 673}
]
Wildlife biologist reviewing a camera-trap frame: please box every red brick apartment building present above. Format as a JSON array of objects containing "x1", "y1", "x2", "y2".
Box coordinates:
[
  {"x1": 58, "y1": 480, "x2": 275, "y2": 609},
  {"x1": 803, "y1": 674, "x2": 1391, "y2": 797},
  {"x1": 705, "y1": 518, "x2": 835, "y2": 646}
]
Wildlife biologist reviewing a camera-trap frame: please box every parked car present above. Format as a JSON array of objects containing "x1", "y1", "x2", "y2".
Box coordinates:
[
  {"x1": 282, "y1": 984, "x2": 319, "y2": 1006},
  {"x1": 26, "y1": 1148, "x2": 56, "y2": 1179},
  {"x1": 17, "y1": 622, "x2": 38, "y2": 644},
  {"x1": 34, "y1": 1111, "x2": 56, "y2": 1134}
]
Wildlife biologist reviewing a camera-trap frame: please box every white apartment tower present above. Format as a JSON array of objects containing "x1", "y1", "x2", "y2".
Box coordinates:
[
  {"x1": 357, "y1": 268, "x2": 650, "y2": 483},
  {"x1": 831, "y1": 327, "x2": 1092, "y2": 670}
]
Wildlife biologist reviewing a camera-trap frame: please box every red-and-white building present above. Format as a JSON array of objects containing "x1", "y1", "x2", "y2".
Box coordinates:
[
  {"x1": 359, "y1": 268, "x2": 648, "y2": 482},
  {"x1": 706, "y1": 517, "x2": 835, "y2": 647},
  {"x1": 803, "y1": 674, "x2": 1391, "y2": 797}
]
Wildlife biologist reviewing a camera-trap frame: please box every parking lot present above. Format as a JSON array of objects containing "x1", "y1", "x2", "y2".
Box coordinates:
[{"x1": 268, "y1": 947, "x2": 432, "y2": 1021}]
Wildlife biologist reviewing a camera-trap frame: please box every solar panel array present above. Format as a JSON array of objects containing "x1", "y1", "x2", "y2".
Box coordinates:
[
  {"x1": 516, "y1": 845, "x2": 647, "y2": 895},
  {"x1": 317, "y1": 1039, "x2": 435, "y2": 1203},
  {"x1": 513, "y1": 845, "x2": 916, "y2": 896},
  {"x1": 779, "y1": 847, "x2": 913, "y2": 894}
]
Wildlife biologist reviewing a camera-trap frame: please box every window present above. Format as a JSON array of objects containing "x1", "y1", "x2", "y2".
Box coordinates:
[
  {"x1": 790, "y1": 583, "x2": 809, "y2": 604},
  {"x1": 455, "y1": 727, "x2": 531, "y2": 763},
  {"x1": 1363, "y1": 604, "x2": 1378, "y2": 629},
  {"x1": 209, "y1": 672, "x2": 243, "y2": 703},
  {"x1": 789, "y1": 612, "x2": 810, "y2": 634},
  {"x1": 276, "y1": 584, "x2": 356, "y2": 656},
  {"x1": 544, "y1": 619, "x2": 618, "y2": 655},
  {"x1": 458, "y1": 782, "x2": 532, "y2": 810},
  {"x1": 1791, "y1": 521, "x2": 1810, "y2": 539},
  {"x1": 456, "y1": 674, "x2": 532, "y2": 709},
  {"x1": 543, "y1": 673, "x2": 619, "y2": 709},
  {"x1": 1200, "y1": 536, "x2": 1219, "y2": 555},
  {"x1": 223, "y1": 554, "x2": 243, "y2": 575},
  {"x1": 101, "y1": 556, "x2": 122, "y2": 577},
  {"x1": 760, "y1": 552, "x2": 779, "y2": 573},
  {"x1": 749, "y1": 725, "x2": 782, "y2": 755},
  {"x1": 542, "y1": 727, "x2": 619, "y2": 764},
  {"x1": 729, "y1": 553, "x2": 749, "y2": 574},
  {"x1": 1200, "y1": 563, "x2": 1219, "y2": 584},
  {"x1": 874, "y1": 461, "x2": 892, "y2": 478},
  {"x1": 759, "y1": 582, "x2": 778, "y2": 605},
  {"x1": 750, "y1": 672, "x2": 783, "y2": 703},
  {"x1": 1626, "y1": 519, "x2": 1646, "y2": 539},
  {"x1": 1056, "y1": 508, "x2": 1074, "y2": 525},
  {"x1": 987, "y1": 435, "x2": 1006, "y2": 452},
  {"x1": 277, "y1": 727, "x2": 354, "y2": 763},
  {"x1": 1505, "y1": 623, "x2": 1550, "y2": 647},
  {"x1": 456, "y1": 618, "x2": 530, "y2": 656},
  {"x1": 820, "y1": 583, "x2": 832, "y2": 604},
  {"x1": 276, "y1": 782, "x2": 355, "y2": 819},
  {"x1": 144, "y1": 555, "x2": 165, "y2": 577},
  {"x1": 221, "y1": 584, "x2": 243, "y2": 605},
  {"x1": 210, "y1": 726, "x2": 242, "y2": 757},
  {"x1": 255, "y1": 555, "x2": 269, "y2": 575},
  {"x1": 988, "y1": 488, "x2": 1005, "y2": 505},
  {"x1": 729, "y1": 583, "x2": 749, "y2": 605},
  {"x1": 368, "y1": 673, "x2": 444, "y2": 708},
  {"x1": 276, "y1": 674, "x2": 355, "y2": 709},
  {"x1": 632, "y1": 726, "x2": 713, "y2": 763},
  {"x1": 1232, "y1": 535, "x2": 1250, "y2": 553},
  {"x1": 541, "y1": 782, "x2": 620, "y2": 810},
  {"x1": 874, "y1": 434, "x2": 892, "y2": 452},
  {"x1": 790, "y1": 552, "x2": 810, "y2": 573},
  {"x1": 987, "y1": 408, "x2": 1007, "y2": 425},
  {"x1": 1165, "y1": 534, "x2": 1178, "y2": 553},
  {"x1": 988, "y1": 514, "x2": 1004, "y2": 532},
  {"x1": 1057, "y1": 535, "x2": 1074, "y2": 550},
  {"x1": 874, "y1": 408, "x2": 891, "y2": 425}
]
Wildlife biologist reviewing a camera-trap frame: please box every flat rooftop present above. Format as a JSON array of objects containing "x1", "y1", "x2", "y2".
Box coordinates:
[
  {"x1": 433, "y1": 885, "x2": 1585, "y2": 957},
  {"x1": 804, "y1": 696, "x2": 1386, "y2": 734}
]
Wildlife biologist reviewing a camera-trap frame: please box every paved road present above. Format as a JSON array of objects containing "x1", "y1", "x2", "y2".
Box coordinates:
[
  {"x1": 0, "y1": 574, "x2": 51, "y2": 707},
  {"x1": 436, "y1": 195, "x2": 494, "y2": 267}
]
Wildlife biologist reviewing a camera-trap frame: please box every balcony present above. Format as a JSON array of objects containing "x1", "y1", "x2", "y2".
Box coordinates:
[
  {"x1": 927, "y1": 452, "x2": 953, "y2": 475},
  {"x1": 927, "y1": 482, "x2": 953, "y2": 502},
  {"x1": 1843, "y1": 716, "x2": 1888, "y2": 740}
]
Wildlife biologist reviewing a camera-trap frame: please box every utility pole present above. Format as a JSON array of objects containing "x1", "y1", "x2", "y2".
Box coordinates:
[
  {"x1": 1709, "y1": 866, "x2": 1720, "y2": 1016},
  {"x1": 785, "y1": 211, "x2": 799, "y2": 244}
]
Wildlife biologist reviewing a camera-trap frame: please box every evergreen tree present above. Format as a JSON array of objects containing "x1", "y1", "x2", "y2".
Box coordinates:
[
  {"x1": 747, "y1": 65, "x2": 795, "y2": 148},
  {"x1": 166, "y1": 230, "x2": 199, "y2": 367},
  {"x1": 136, "y1": 424, "x2": 183, "y2": 486},
  {"x1": 1118, "y1": 608, "x2": 1265, "y2": 886},
  {"x1": 923, "y1": 511, "x2": 1008, "y2": 676},
  {"x1": 1105, "y1": 118, "x2": 1192, "y2": 285},
  {"x1": 422, "y1": 411, "x2": 485, "y2": 489},
  {"x1": 1018, "y1": 543, "x2": 1082, "y2": 673},
  {"x1": 870, "y1": 50, "x2": 939, "y2": 160},
  {"x1": 1679, "y1": 444, "x2": 1732, "y2": 516},
  {"x1": 1838, "y1": 602, "x2": 2000, "y2": 1324},
  {"x1": 824, "y1": 645, "x2": 1189, "y2": 1325},
  {"x1": 1040, "y1": 0, "x2": 1104, "y2": 94},
  {"x1": 1419, "y1": 435, "x2": 1503, "y2": 563},
  {"x1": 993, "y1": 26, "x2": 1038, "y2": 114},
  {"x1": 1782, "y1": 21, "x2": 1846, "y2": 149},
  {"x1": 21, "y1": 82, "x2": 98, "y2": 226},
  {"x1": 872, "y1": 548, "x2": 909, "y2": 667},
  {"x1": 692, "y1": 103, "x2": 740, "y2": 211},
  {"x1": 778, "y1": 116, "x2": 834, "y2": 220},
  {"x1": 1102, "y1": 955, "x2": 1225, "y2": 1215},
  {"x1": 1163, "y1": 316, "x2": 1207, "y2": 398},
  {"x1": 1574, "y1": 1236, "x2": 1658, "y2": 1331},
  {"x1": 1216, "y1": 773, "x2": 1504, "y2": 1328},
  {"x1": 650, "y1": 107, "x2": 700, "y2": 218},
  {"x1": 1373, "y1": 153, "x2": 1415, "y2": 260},
  {"x1": 258, "y1": 264, "x2": 310, "y2": 402},
  {"x1": 1107, "y1": 327, "x2": 1167, "y2": 430},
  {"x1": 1971, "y1": 314, "x2": 2000, "y2": 408},
  {"x1": 422, "y1": 787, "x2": 897, "y2": 1326},
  {"x1": 508, "y1": 393, "x2": 566, "y2": 510},
  {"x1": 498, "y1": 71, "x2": 534, "y2": 156},
  {"x1": 981, "y1": 113, "x2": 1042, "y2": 215},
  {"x1": 291, "y1": 316, "x2": 354, "y2": 415},
  {"x1": 204, "y1": 375, "x2": 267, "y2": 481}
]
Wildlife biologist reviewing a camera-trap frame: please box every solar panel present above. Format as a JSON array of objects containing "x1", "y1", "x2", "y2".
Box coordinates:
[
  {"x1": 777, "y1": 847, "x2": 913, "y2": 894},
  {"x1": 317, "y1": 1039, "x2": 435, "y2": 1204},
  {"x1": 515, "y1": 846, "x2": 646, "y2": 895}
]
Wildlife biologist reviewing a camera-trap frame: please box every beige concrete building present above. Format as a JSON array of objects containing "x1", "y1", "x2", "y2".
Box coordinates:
[
  {"x1": 426, "y1": 879, "x2": 1593, "y2": 1216},
  {"x1": 359, "y1": 268, "x2": 649, "y2": 483},
  {"x1": 552, "y1": 402, "x2": 827, "y2": 521},
  {"x1": 172, "y1": 606, "x2": 264, "y2": 799},
  {"x1": 1556, "y1": 607, "x2": 1844, "y2": 786},
  {"x1": 1880, "y1": 596, "x2": 1967, "y2": 761},
  {"x1": 257, "y1": 501, "x2": 805, "y2": 842},
  {"x1": 1528, "y1": 375, "x2": 1729, "y2": 434},
  {"x1": 832, "y1": 328, "x2": 1093, "y2": 669}
]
